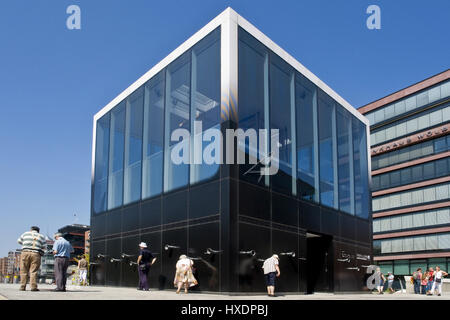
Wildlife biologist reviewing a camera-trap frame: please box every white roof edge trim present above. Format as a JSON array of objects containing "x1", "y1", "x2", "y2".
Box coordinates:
[
  {"x1": 93, "y1": 7, "x2": 231, "y2": 122},
  {"x1": 234, "y1": 10, "x2": 369, "y2": 127}
]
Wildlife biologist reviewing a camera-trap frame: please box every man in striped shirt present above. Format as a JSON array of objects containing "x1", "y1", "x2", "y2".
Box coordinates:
[{"x1": 17, "y1": 226, "x2": 46, "y2": 291}]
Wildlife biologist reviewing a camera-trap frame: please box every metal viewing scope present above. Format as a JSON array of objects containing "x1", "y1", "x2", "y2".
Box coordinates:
[
  {"x1": 164, "y1": 244, "x2": 180, "y2": 251},
  {"x1": 97, "y1": 254, "x2": 108, "y2": 259},
  {"x1": 110, "y1": 258, "x2": 122, "y2": 263},
  {"x1": 239, "y1": 250, "x2": 256, "y2": 257},
  {"x1": 279, "y1": 252, "x2": 296, "y2": 257},
  {"x1": 204, "y1": 248, "x2": 222, "y2": 255},
  {"x1": 121, "y1": 253, "x2": 134, "y2": 259}
]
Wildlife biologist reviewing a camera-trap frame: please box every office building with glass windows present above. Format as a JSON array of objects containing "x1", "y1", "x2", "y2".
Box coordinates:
[
  {"x1": 359, "y1": 70, "x2": 450, "y2": 283},
  {"x1": 90, "y1": 8, "x2": 371, "y2": 293}
]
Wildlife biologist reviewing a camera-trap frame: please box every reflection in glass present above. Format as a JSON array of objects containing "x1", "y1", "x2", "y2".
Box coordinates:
[
  {"x1": 190, "y1": 28, "x2": 221, "y2": 184},
  {"x1": 238, "y1": 28, "x2": 269, "y2": 187},
  {"x1": 164, "y1": 52, "x2": 191, "y2": 192},
  {"x1": 296, "y1": 74, "x2": 319, "y2": 202},
  {"x1": 142, "y1": 73, "x2": 164, "y2": 199},
  {"x1": 270, "y1": 53, "x2": 295, "y2": 195},
  {"x1": 108, "y1": 102, "x2": 126, "y2": 210},
  {"x1": 353, "y1": 118, "x2": 369, "y2": 218},
  {"x1": 124, "y1": 87, "x2": 144, "y2": 205},
  {"x1": 337, "y1": 107, "x2": 353, "y2": 214},
  {"x1": 94, "y1": 114, "x2": 110, "y2": 213},
  {"x1": 318, "y1": 90, "x2": 338, "y2": 209}
]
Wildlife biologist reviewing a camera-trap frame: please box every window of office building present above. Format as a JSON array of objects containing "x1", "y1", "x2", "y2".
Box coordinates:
[
  {"x1": 296, "y1": 73, "x2": 319, "y2": 202},
  {"x1": 190, "y1": 28, "x2": 221, "y2": 184},
  {"x1": 164, "y1": 52, "x2": 191, "y2": 192},
  {"x1": 124, "y1": 87, "x2": 144, "y2": 205},
  {"x1": 142, "y1": 72, "x2": 165, "y2": 199},
  {"x1": 108, "y1": 102, "x2": 126, "y2": 210},
  {"x1": 93, "y1": 113, "x2": 110, "y2": 214}
]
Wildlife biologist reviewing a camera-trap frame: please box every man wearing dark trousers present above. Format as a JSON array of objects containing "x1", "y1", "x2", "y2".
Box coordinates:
[{"x1": 52, "y1": 232, "x2": 73, "y2": 292}]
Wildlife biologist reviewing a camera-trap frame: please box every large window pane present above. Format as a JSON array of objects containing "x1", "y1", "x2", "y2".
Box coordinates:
[
  {"x1": 238, "y1": 28, "x2": 268, "y2": 187},
  {"x1": 93, "y1": 114, "x2": 110, "y2": 213},
  {"x1": 124, "y1": 88, "x2": 144, "y2": 205},
  {"x1": 164, "y1": 52, "x2": 191, "y2": 192},
  {"x1": 270, "y1": 53, "x2": 294, "y2": 195},
  {"x1": 142, "y1": 72, "x2": 164, "y2": 199},
  {"x1": 190, "y1": 28, "x2": 221, "y2": 184},
  {"x1": 353, "y1": 118, "x2": 369, "y2": 218},
  {"x1": 108, "y1": 102, "x2": 126, "y2": 210},
  {"x1": 318, "y1": 90, "x2": 338, "y2": 209},
  {"x1": 337, "y1": 107, "x2": 353, "y2": 214},
  {"x1": 296, "y1": 73, "x2": 319, "y2": 202}
]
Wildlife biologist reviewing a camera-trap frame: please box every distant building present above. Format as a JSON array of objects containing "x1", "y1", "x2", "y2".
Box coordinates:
[
  {"x1": 7, "y1": 250, "x2": 21, "y2": 276},
  {"x1": 85, "y1": 230, "x2": 90, "y2": 256},
  {"x1": 0, "y1": 257, "x2": 8, "y2": 280},
  {"x1": 58, "y1": 224, "x2": 90, "y2": 263},
  {"x1": 359, "y1": 70, "x2": 450, "y2": 276}
]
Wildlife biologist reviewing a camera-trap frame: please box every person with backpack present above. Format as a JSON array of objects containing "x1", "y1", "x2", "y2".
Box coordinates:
[{"x1": 412, "y1": 268, "x2": 422, "y2": 294}]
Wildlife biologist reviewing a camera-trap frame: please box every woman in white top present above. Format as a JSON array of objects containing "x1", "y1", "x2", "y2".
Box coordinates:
[
  {"x1": 430, "y1": 266, "x2": 448, "y2": 296},
  {"x1": 174, "y1": 255, "x2": 197, "y2": 294}
]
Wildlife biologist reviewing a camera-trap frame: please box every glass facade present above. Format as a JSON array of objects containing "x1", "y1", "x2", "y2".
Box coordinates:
[
  {"x1": 372, "y1": 157, "x2": 450, "y2": 191},
  {"x1": 371, "y1": 135, "x2": 450, "y2": 170},
  {"x1": 237, "y1": 28, "x2": 369, "y2": 216},
  {"x1": 374, "y1": 233, "x2": 450, "y2": 254},
  {"x1": 373, "y1": 208, "x2": 450, "y2": 233},
  {"x1": 370, "y1": 103, "x2": 450, "y2": 146},
  {"x1": 372, "y1": 182, "x2": 450, "y2": 212},
  {"x1": 366, "y1": 80, "x2": 450, "y2": 126}
]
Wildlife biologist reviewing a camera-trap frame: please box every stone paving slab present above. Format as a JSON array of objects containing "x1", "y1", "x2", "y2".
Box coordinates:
[{"x1": 0, "y1": 283, "x2": 449, "y2": 300}]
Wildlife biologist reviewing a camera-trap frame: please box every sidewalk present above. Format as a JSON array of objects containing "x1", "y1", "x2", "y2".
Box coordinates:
[{"x1": 0, "y1": 283, "x2": 449, "y2": 300}]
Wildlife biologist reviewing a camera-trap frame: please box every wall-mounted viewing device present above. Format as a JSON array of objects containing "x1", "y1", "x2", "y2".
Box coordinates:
[
  {"x1": 97, "y1": 254, "x2": 108, "y2": 259},
  {"x1": 279, "y1": 252, "x2": 296, "y2": 258},
  {"x1": 121, "y1": 253, "x2": 134, "y2": 259},
  {"x1": 129, "y1": 261, "x2": 138, "y2": 266},
  {"x1": 346, "y1": 267, "x2": 360, "y2": 271},
  {"x1": 110, "y1": 258, "x2": 122, "y2": 263},
  {"x1": 239, "y1": 250, "x2": 256, "y2": 257},
  {"x1": 204, "y1": 248, "x2": 222, "y2": 255},
  {"x1": 164, "y1": 244, "x2": 180, "y2": 251}
]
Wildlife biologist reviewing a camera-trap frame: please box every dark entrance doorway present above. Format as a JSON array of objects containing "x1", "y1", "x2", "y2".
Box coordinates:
[{"x1": 306, "y1": 232, "x2": 333, "y2": 294}]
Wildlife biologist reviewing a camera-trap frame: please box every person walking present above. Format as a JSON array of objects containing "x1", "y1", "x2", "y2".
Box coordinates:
[
  {"x1": 412, "y1": 268, "x2": 422, "y2": 294},
  {"x1": 387, "y1": 272, "x2": 395, "y2": 293},
  {"x1": 430, "y1": 266, "x2": 448, "y2": 296},
  {"x1": 17, "y1": 226, "x2": 46, "y2": 291},
  {"x1": 52, "y1": 232, "x2": 73, "y2": 292},
  {"x1": 137, "y1": 242, "x2": 156, "y2": 291},
  {"x1": 262, "y1": 254, "x2": 280, "y2": 297},
  {"x1": 77, "y1": 255, "x2": 88, "y2": 286},
  {"x1": 174, "y1": 255, "x2": 197, "y2": 294}
]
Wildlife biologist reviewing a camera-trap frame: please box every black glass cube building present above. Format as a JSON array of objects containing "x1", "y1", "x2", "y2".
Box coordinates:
[{"x1": 90, "y1": 8, "x2": 372, "y2": 293}]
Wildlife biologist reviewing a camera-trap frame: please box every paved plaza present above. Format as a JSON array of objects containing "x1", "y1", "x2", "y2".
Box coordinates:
[{"x1": 0, "y1": 283, "x2": 449, "y2": 300}]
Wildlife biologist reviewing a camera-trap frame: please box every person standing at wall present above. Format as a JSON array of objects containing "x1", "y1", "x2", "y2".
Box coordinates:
[
  {"x1": 137, "y1": 242, "x2": 156, "y2": 291},
  {"x1": 387, "y1": 272, "x2": 395, "y2": 293},
  {"x1": 262, "y1": 254, "x2": 280, "y2": 297},
  {"x1": 430, "y1": 266, "x2": 448, "y2": 296},
  {"x1": 376, "y1": 268, "x2": 385, "y2": 294},
  {"x1": 426, "y1": 267, "x2": 434, "y2": 295},
  {"x1": 52, "y1": 232, "x2": 73, "y2": 292},
  {"x1": 421, "y1": 271, "x2": 428, "y2": 295},
  {"x1": 77, "y1": 255, "x2": 88, "y2": 286},
  {"x1": 412, "y1": 268, "x2": 422, "y2": 294},
  {"x1": 17, "y1": 226, "x2": 46, "y2": 291},
  {"x1": 174, "y1": 255, "x2": 197, "y2": 294}
]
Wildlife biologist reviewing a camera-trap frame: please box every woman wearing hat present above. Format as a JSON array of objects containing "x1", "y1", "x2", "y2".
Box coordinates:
[
  {"x1": 137, "y1": 242, "x2": 156, "y2": 291},
  {"x1": 174, "y1": 255, "x2": 197, "y2": 294}
]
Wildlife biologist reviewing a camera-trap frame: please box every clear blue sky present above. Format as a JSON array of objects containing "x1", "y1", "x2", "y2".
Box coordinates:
[{"x1": 0, "y1": 0, "x2": 448, "y2": 257}]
